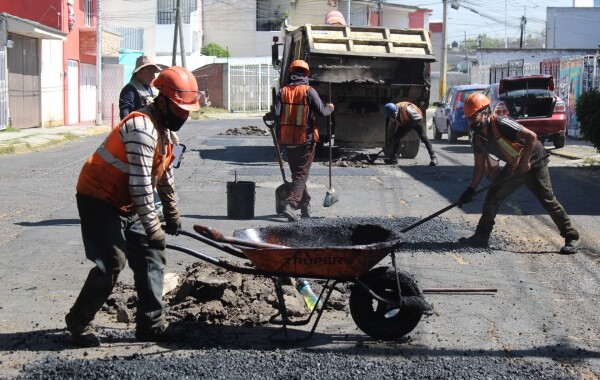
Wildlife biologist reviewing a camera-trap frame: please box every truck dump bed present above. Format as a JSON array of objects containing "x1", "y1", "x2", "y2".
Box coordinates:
[
  {"x1": 277, "y1": 24, "x2": 436, "y2": 152},
  {"x1": 305, "y1": 24, "x2": 435, "y2": 59}
]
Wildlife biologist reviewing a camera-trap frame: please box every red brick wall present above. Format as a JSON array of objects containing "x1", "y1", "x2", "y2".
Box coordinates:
[{"x1": 193, "y1": 63, "x2": 226, "y2": 109}]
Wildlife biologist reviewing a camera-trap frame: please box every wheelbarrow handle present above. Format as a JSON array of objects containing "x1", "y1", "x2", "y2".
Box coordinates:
[{"x1": 193, "y1": 224, "x2": 288, "y2": 250}]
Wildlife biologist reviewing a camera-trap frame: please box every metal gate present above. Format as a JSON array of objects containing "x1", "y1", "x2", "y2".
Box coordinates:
[
  {"x1": 582, "y1": 55, "x2": 600, "y2": 92},
  {"x1": 67, "y1": 60, "x2": 79, "y2": 124},
  {"x1": 0, "y1": 47, "x2": 7, "y2": 130},
  {"x1": 228, "y1": 58, "x2": 278, "y2": 112}
]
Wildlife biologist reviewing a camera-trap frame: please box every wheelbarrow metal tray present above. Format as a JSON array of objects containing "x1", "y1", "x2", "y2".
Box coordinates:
[{"x1": 233, "y1": 224, "x2": 402, "y2": 279}]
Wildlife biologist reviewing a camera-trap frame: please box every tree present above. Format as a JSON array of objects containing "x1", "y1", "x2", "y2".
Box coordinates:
[
  {"x1": 201, "y1": 43, "x2": 230, "y2": 58},
  {"x1": 574, "y1": 88, "x2": 600, "y2": 152}
]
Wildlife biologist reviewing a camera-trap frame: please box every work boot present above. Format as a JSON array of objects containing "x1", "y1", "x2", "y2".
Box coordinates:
[
  {"x1": 458, "y1": 233, "x2": 489, "y2": 248},
  {"x1": 65, "y1": 313, "x2": 101, "y2": 347},
  {"x1": 560, "y1": 235, "x2": 580, "y2": 255},
  {"x1": 384, "y1": 157, "x2": 398, "y2": 165},
  {"x1": 429, "y1": 156, "x2": 438, "y2": 166},
  {"x1": 300, "y1": 204, "x2": 311, "y2": 218},
  {"x1": 281, "y1": 203, "x2": 300, "y2": 222},
  {"x1": 135, "y1": 324, "x2": 187, "y2": 343}
]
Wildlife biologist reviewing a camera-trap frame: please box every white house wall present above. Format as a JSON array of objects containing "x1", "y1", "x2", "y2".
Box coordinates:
[
  {"x1": 155, "y1": 23, "x2": 193, "y2": 59},
  {"x1": 103, "y1": 0, "x2": 157, "y2": 56},
  {"x1": 381, "y1": 8, "x2": 411, "y2": 29},
  {"x1": 203, "y1": 0, "x2": 261, "y2": 57},
  {"x1": 546, "y1": 7, "x2": 600, "y2": 49},
  {"x1": 80, "y1": 63, "x2": 96, "y2": 122},
  {"x1": 40, "y1": 39, "x2": 64, "y2": 127}
]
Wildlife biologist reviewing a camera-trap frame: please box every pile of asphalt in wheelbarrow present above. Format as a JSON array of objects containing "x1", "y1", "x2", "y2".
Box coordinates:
[{"x1": 101, "y1": 216, "x2": 511, "y2": 329}]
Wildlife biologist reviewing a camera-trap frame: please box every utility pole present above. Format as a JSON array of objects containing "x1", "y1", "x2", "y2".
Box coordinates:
[
  {"x1": 171, "y1": 0, "x2": 180, "y2": 66},
  {"x1": 464, "y1": 31, "x2": 468, "y2": 74},
  {"x1": 178, "y1": 1, "x2": 186, "y2": 67},
  {"x1": 95, "y1": 0, "x2": 102, "y2": 126},
  {"x1": 439, "y1": 0, "x2": 448, "y2": 100},
  {"x1": 504, "y1": 0, "x2": 507, "y2": 48},
  {"x1": 519, "y1": 16, "x2": 526, "y2": 49}
]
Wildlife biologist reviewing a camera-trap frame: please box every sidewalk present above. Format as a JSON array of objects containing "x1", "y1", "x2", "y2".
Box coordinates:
[
  {"x1": 0, "y1": 111, "x2": 267, "y2": 155},
  {"x1": 0, "y1": 124, "x2": 110, "y2": 155}
]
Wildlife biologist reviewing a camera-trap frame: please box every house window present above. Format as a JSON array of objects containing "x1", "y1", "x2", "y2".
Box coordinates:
[
  {"x1": 257, "y1": 0, "x2": 286, "y2": 31},
  {"x1": 157, "y1": 0, "x2": 197, "y2": 25},
  {"x1": 84, "y1": 0, "x2": 93, "y2": 26}
]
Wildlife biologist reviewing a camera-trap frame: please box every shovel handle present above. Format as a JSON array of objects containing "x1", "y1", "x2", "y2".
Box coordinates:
[
  {"x1": 400, "y1": 154, "x2": 550, "y2": 234},
  {"x1": 193, "y1": 224, "x2": 288, "y2": 250}
]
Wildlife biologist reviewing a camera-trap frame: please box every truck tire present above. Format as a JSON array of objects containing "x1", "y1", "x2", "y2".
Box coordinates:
[
  {"x1": 433, "y1": 120, "x2": 442, "y2": 141},
  {"x1": 400, "y1": 140, "x2": 420, "y2": 159},
  {"x1": 448, "y1": 123, "x2": 458, "y2": 143},
  {"x1": 349, "y1": 266, "x2": 423, "y2": 340},
  {"x1": 553, "y1": 134, "x2": 566, "y2": 149}
]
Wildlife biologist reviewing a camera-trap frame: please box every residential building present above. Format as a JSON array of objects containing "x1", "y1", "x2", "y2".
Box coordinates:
[{"x1": 0, "y1": 1, "x2": 122, "y2": 129}]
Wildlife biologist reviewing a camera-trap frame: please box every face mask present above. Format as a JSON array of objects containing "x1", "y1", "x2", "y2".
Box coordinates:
[
  {"x1": 163, "y1": 104, "x2": 187, "y2": 131},
  {"x1": 471, "y1": 120, "x2": 484, "y2": 132}
]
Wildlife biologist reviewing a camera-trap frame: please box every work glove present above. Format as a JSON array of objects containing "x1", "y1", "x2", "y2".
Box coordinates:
[
  {"x1": 147, "y1": 228, "x2": 166, "y2": 250},
  {"x1": 164, "y1": 216, "x2": 181, "y2": 236},
  {"x1": 458, "y1": 186, "x2": 476, "y2": 208}
]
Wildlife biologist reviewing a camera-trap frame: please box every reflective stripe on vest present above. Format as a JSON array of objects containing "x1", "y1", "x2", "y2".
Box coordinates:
[
  {"x1": 96, "y1": 144, "x2": 130, "y2": 173},
  {"x1": 486, "y1": 117, "x2": 523, "y2": 167},
  {"x1": 279, "y1": 85, "x2": 311, "y2": 145},
  {"x1": 76, "y1": 112, "x2": 174, "y2": 213}
]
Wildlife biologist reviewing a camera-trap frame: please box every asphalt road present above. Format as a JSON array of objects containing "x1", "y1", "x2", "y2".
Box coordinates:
[{"x1": 0, "y1": 116, "x2": 598, "y2": 379}]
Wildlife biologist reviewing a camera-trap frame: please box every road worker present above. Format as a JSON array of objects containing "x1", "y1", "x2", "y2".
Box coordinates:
[
  {"x1": 268, "y1": 59, "x2": 334, "y2": 222},
  {"x1": 383, "y1": 102, "x2": 438, "y2": 166},
  {"x1": 65, "y1": 66, "x2": 200, "y2": 347},
  {"x1": 458, "y1": 93, "x2": 579, "y2": 254}
]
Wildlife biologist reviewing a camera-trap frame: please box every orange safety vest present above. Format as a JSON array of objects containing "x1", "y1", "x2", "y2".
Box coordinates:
[
  {"x1": 478, "y1": 116, "x2": 524, "y2": 169},
  {"x1": 76, "y1": 111, "x2": 175, "y2": 214},
  {"x1": 279, "y1": 84, "x2": 319, "y2": 145},
  {"x1": 395, "y1": 102, "x2": 423, "y2": 126}
]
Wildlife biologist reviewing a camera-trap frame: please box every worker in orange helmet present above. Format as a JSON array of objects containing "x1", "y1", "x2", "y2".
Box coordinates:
[
  {"x1": 458, "y1": 93, "x2": 579, "y2": 254},
  {"x1": 269, "y1": 59, "x2": 334, "y2": 221},
  {"x1": 65, "y1": 66, "x2": 200, "y2": 347}
]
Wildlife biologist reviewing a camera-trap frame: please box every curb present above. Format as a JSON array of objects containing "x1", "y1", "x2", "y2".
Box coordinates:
[{"x1": 548, "y1": 146, "x2": 599, "y2": 161}]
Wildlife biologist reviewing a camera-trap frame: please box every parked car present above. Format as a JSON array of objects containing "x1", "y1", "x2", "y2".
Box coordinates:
[
  {"x1": 432, "y1": 84, "x2": 488, "y2": 143},
  {"x1": 483, "y1": 75, "x2": 567, "y2": 148}
]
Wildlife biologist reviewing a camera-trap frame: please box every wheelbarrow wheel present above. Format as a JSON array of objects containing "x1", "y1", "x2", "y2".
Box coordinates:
[{"x1": 349, "y1": 266, "x2": 423, "y2": 340}]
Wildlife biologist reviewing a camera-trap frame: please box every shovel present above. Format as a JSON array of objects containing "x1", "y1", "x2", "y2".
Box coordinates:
[
  {"x1": 264, "y1": 115, "x2": 291, "y2": 215},
  {"x1": 400, "y1": 154, "x2": 550, "y2": 234}
]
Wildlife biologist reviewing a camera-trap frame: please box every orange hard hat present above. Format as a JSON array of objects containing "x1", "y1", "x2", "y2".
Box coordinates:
[
  {"x1": 289, "y1": 60, "x2": 310, "y2": 76},
  {"x1": 152, "y1": 66, "x2": 200, "y2": 111},
  {"x1": 463, "y1": 93, "x2": 490, "y2": 118}
]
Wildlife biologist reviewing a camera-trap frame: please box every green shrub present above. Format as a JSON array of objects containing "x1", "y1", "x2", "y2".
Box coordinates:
[
  {"x1": 575, "y1": 88, "x2": 600, "y2": 152},
  {"x1": 201, "y1": 43, "x2": 230, "y2": 58}
]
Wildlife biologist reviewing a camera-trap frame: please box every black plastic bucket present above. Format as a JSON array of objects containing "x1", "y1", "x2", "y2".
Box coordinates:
[{"x1": 226, "y1": 181, "x2": 255, "y2": 219}]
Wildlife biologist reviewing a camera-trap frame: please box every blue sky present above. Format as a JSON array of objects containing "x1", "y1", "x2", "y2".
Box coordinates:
[{"x1": 397, "y1": 0, "x2": 574, "y2": 43}]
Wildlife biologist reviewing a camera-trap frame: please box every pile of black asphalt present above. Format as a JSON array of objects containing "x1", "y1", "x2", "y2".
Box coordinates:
[
  {"x1": 17, "y1": 217, "x2": 579, "y2": 380},
  {"x1": 18, "y1": 350, "x2": 578, "y2": 380},
  {"x1": 219, "y1": 126, "x2": 271, "y2": 136}
]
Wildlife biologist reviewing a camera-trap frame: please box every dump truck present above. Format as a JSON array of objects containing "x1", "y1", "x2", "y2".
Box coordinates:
[{"x1": 271, "y1": 24, "x2": 436, "y2": 159}]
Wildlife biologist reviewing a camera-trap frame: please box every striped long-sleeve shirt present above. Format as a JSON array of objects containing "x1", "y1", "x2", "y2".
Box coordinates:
[{"x1": 122, "y1": 112, "x2": 177, "y2": 235}]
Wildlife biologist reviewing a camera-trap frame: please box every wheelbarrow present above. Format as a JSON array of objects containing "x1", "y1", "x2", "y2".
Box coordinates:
[{"x1": 167, "y1": 222, "x2": 496, "y2": 342}]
